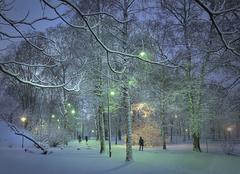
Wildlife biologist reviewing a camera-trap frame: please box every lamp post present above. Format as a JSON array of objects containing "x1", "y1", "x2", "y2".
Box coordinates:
[
  {"x1": 227, "y1": 127, "x2": 232, "y2": 139},
  {"x1": 20, "y1": 116, "x2": 27, "y2": 148},
  {"x1": 107, "y1": 69, "x2": 114, "y2": 158}
]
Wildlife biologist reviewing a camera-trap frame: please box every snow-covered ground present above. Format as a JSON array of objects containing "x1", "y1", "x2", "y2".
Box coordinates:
[
  {"x1": 1, "y1": 121, "x2": 240, "y2": 174},
  {"x1": 0, "y1": 140, "x2": 240, "y2": 174}
]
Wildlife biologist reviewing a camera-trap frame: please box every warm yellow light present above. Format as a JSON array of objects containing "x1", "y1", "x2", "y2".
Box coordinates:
[
  {"x1": 20, "y1": 117, "x2": 27, "y2": 123},
  {"x1": 132, "y1": 102, "x2": 154, "y2": 118}
]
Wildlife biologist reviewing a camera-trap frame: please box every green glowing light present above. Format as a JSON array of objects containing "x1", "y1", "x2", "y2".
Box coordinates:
[
  {"x1": 71, "y1": 109, "x2": 76, "y2": 114},
  {"x1": 110, "y1": 91, "x2": 115, "y2": 96},
  {"x1": 139, "y1": 51, "x2": 146, "y2": 57}
]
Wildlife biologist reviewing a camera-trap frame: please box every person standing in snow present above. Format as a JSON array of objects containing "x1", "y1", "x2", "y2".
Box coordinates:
[
  {"x1": 139, "y1": 137, "x2": 144, "y2": 151},
  {"x1": 85, "y1": 136, "x2": 88, "y2": 144},
  {"x1": 78, "y1": 135, "x2": 82, "y2": 143}
]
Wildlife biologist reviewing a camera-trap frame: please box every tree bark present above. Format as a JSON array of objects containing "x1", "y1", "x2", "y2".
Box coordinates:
[{"x1": 193, "y1": 133, "x2": 201, "y2": 152}]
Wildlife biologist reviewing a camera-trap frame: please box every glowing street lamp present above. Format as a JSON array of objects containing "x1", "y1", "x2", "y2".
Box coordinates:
[
  {"x1": 227, "y1": 127, "x2": 233, "y2": 139},
  {"x1": 71, "y1": 109, "x2": 76, "y2": 115},
  {"x1": 51, "y1": 114, "x2": 55, "y2": 119},
  {"x1": 67, "y1": 103, "x2": 71, "y2": 107},
  {"x1": 227, "y1": 127, "x2": 232, "y2": 132},
  {"x1": 20, "y1": 117, "x2": 27, "y2": 123},
  {"x1": 174, "y1": 114, "x2": 178, "y2": 119},
  {"x1": 110, "y1": 91, "x2": 115, "y2": 96},
  {"x1": 139, "y1": 51, "x2": 146, "y2": 57},
  {"x1": 20, "y1": 116, "x2": 27, "y2": 148}
]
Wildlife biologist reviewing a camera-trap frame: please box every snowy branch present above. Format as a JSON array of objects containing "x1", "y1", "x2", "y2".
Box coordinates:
[
  {"x1": 41, "y1": 0, "x2": 178, "y2": 69},
  {"x1": 194, "y1": 0, "x2": 240, "y2": 56}
]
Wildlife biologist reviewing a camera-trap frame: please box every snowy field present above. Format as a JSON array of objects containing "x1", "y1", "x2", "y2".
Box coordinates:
[{"x1": 1, "y1": 121, "x2": 240, "y2": 174}]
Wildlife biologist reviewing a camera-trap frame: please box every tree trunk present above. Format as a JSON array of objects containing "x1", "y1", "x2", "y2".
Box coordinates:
[
  {"x1": 96, "y1": 0, "x2": 105, "y2": 154},
  {"x1": 163, "y1": 131, "x2": 167, "y2": 150},
  {"x1": 193, "y1": 133, "x2": 201, "y2": 152},
  {"x1": 98, "y1": 105, "x2": 105, "y2": 154}
]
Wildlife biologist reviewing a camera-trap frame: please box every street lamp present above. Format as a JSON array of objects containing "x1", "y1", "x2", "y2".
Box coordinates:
[
  {"x1": 110, "y1": 91, "x2": 115, "y2": 96},
  {"x1": 71, "y1": 109, "x2": 76, "y2": 115},
  {"x1": 227, "y1": 127, "x2": 232, "y2": 139},
  {"x1": 20, "y1": 116, "x2": 27, "y2": 148},
  {"x1": 139, "y1": 51, "x2": 146, "y2": 57},
  {"x1": 67, "y1": 103, "x2": 71, "y2": 107},
  {"x1": 20, "y1": 117, "x2": 27, "y2": 123},
  {"x1": 107, "y1": 69, "x2": 112, "y2": 158},
  {"x1": 51, "y1": 114, "x2": 55, "y2": 119},
  {"x1": 227, "y1": 127, "x2": 232, "y2": 132}
]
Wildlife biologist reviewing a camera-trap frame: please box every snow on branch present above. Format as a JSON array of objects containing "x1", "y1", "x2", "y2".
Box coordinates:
[
  {"x1": 42, "y1": 0, "x2": 178, "y2": 70},
  {"x1": 6, "y1": 121, "x2": 48, "y2": 154},
  {"x1": 0, "y1": 64, "x2": 66, "y2": 89},
  {"x1": 194, "y1": 0, "x2": 240, "y2": 56},
  {"x1": 0, "y1": 11, "x2": 60, "y2": 57}
]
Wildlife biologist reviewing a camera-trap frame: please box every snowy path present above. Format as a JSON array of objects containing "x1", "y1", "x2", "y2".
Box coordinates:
[{"x1": 0, "y1": 140, "x2": 240, "y2": 174}]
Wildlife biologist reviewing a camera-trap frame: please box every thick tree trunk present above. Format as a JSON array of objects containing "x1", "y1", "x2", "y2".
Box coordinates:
[
  {"x1": 193, "y1": 133, "x2": 201, "y2": 152},
  {"x1": 163, "y1": 131, "x2": 166, "y2": 150}
]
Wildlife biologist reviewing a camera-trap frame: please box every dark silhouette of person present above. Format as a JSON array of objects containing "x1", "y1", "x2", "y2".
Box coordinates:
[
  {"x1": 139, "y1": 137, "x2": 144, "y2": 151},
  {"x1": 85, "y1": 136, "x2": 88, "y2": 144},
  {"x1": 78, "y1": 135, "x2": 82, "y2": 143}
]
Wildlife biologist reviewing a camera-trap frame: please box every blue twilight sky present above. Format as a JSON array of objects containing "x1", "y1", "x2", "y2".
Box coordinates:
[{"x1": 0, "y1": 0, "x2": 63, "y2": 50}]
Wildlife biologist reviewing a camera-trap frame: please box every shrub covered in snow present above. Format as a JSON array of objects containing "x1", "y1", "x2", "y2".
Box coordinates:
[{"x1": 34, "y1": 127, "x2": 70, "y2": 147}]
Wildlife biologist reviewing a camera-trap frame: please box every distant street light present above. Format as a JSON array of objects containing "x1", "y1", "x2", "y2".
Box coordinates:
[
  {"x1": 67, "y1": 103, "x2": 71, "y2": 107},
  {"x1": 139, "y1": 51, "x2": 146, "y2": 57},
  {"x1": 227, "y1": 127, "x2": 233, "y2": 139},
  {"x1": 51, "y1": 114, "x2": 55, "y2": 119},
  {"x1": 227, "y1": 127, "x2": 232, "y2": 132},
  {"x1": 110, "y1": 91, "x2": 115, "y2": 96},
  {"x1": 107, "y1": 69, "x2": 112, "y2": 158},
  {"x1": 20, "y1": 117, "x2": 27, "y2": 123},
  {"x1": 71, "y1": 109, "x2": 76, "y2": 115},
  {"x1": 174, "y1": 114, "x2": 178, "y2": 119},
  {"x1": 20, "y1": 116, "x2": 27, "y2": 149}
]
